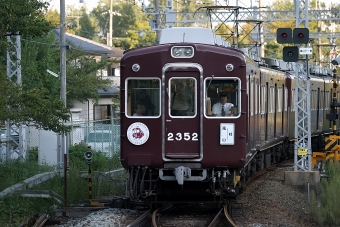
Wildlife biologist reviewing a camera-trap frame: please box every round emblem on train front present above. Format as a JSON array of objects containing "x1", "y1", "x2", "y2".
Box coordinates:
[{"x1": 127, "y1": 122, "x2": 150, "y2": 145}]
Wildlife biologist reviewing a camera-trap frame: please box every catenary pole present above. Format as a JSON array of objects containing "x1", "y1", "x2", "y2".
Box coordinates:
[{"x1": 60, "y1": 0, "x2": 68, "y2": 208}]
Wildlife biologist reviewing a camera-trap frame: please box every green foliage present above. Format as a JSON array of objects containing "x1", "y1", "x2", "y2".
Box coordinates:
[
  {"x1": 0, "y1": 144, "x2": 126, "y2": 224},
  {"x1": 0, "y1": 158, "x2": 53, "y2": 192},
  {"x1": 69, "y1": 143, "x2": 122, "y2": 171},
  {"x1": 92, "y1": 0, "x2": 156, "y2": 49},
  {"x1": 0, "y1": 195, "x2": 58, "y2": 227},
  {"x1": 0, "y1": 0, "x2": 53, "y2": 39},
  {"x1": 309, "y1": 161, "x2": 340, "y2": 226},
  {"x1": 27, "y1": 147, "x2": 39, "y2": 162},
  {"x1": 65, "y1": 54, "x2": 111, "y2": 105}
]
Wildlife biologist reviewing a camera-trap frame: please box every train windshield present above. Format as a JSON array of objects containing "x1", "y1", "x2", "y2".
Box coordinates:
[
  {"x1": 204, "y1": 78, "x2": 240, "y2": 118},
  {"x1": 125, "y1": 79, "x2": 161, "y2": 117},
  {"x1": 169, "y1": 78, "x2": 196, "y2": 117}
]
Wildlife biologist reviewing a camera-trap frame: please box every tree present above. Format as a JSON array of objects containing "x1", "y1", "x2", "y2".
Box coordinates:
[
  {"x1": 0, "y1": 63, "x2": 69, "y2": 132},
  {"x1": 0, "y1": 0, "x2": 70, "y2": 132},
  {"x1": 92, "y1": 0, "x2": 156, "y2": 49},
  {"x1": 21, "y1": 30, "x2": 112, "y2": 109},
  {"x1": 0, "y1": 0, "x2": 53, "y2": 38},
  {"x1": 0, "y1": 0, "x2": 113, "y2": 133}
]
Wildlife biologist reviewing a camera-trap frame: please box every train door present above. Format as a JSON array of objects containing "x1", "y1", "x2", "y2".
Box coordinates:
[{"x1": 162, "y1": 65, "x2": 201, "y2": 160}]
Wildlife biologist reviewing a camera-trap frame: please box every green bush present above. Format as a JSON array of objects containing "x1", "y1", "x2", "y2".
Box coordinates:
[
  {"x1": 0, "y1": 195, "x2": 58, "y2": 227},
  {"x1": 310, "y1": 161, "x2": 340, "y2": 226},
  {"x1": 0, "y1": 156, "x2": 53, "y2": 192},
  {"x1": 0, "y1": 143, "x2": 126, "y2": 226}
]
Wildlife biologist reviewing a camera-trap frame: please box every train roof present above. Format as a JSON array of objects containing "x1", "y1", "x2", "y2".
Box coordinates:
[
  {"x1": 159, "y1": 27, "x2": 231, "y2": 48},
  {"x1": 160, "y1": 27, "x2": 215, "y2": 45}
]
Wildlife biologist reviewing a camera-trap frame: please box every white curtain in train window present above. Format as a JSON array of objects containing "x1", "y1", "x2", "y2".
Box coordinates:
[
  {"x1": 284, "y1": 87, "x2": 288, "y2": 112},
  {"x1": 291, "y1": 88, "x2": 295, "y2": 112},
  {"x1": 269, "y1": 86, "x2": 275, "y2": 113},
  {"x1": 260, "y1": 85, "x2": 266, "y2": 114},
  {"x1": 277, "y1": 87, "x2": 282, "y2": 113},
  {"x1": 250, "y1": 79, "x2": 254, "y2": 116}
]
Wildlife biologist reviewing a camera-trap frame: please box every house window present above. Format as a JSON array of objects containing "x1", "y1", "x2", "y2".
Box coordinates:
[{"x1": 107, "y1": 66, "x2": 116, "y2": 76}]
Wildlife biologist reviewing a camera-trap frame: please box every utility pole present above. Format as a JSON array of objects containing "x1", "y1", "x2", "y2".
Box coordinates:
[
  {"x1": 60, "y1": 0, "x2": 68, "y2": 208},
  {"x1": 109, "y1": 0, "x2": 113, "y2": 46},
  {"x1": 155, "y1": 0, "x2": 160, "y2": 43}
]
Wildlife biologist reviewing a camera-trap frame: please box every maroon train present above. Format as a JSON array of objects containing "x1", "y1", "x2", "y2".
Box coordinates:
[{"x1": 119, "y1": 27, "x2": 333, "y2": 203}]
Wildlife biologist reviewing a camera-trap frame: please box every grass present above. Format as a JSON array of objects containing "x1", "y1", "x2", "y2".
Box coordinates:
[
  {"x1": 5, "y1": 145, "x2": 340, "y2": 227},
  {"x1": 309, "y1": 161, "x2": 340, "y2": 226},
  {"x1": 0, "y1": 143, "x2": 127, "y2": 226}
]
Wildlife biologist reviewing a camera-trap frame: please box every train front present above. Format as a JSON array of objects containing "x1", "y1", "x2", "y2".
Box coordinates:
[{"x1": 120, "y1": 27, "x2": 249, "y2": 203}]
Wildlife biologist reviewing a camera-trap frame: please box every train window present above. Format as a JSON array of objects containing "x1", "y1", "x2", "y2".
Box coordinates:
[
  {"x1": 325, "y1": 91, "x2": 330, "y2": 110},
  {"x1": 320, "y1": 91, "x2": 324, "y2": 110},
  {"x1": 277, "y1": 87, "x2": 282, "y2": 113},
  {"x1": 250, "y1": 78, "x2": 254, "y2": 116},
  {"x1": 260, "y1": 85, "x2": 266, "y2": 114},
  {"x1": 291, "y1": 89, "x2": 295, "y2": 111},
  {"x1": 269, "y1": 86, "x2": 275, "y2": 113},
  {"x1": 255, "y1": 83, "x2": 259, "y2": 115},
  {"x1": 126, "y1": 78, "x2": 160, "y2": 117},
  {"x1": 312, "y1": 90, "x2": 317, "y2": 110},
  {"x1": 169, "y1": 78, "x2": 196, "y2": 117},
  {"x1": 204, "y1": 77, "x2": 240, "y2": 118},
  {"x1": 285, "y1": 87, "x2": 288, "y2": 112}
]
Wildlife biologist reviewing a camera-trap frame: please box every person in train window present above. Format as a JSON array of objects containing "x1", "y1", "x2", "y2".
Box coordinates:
[
  {"x1": 211, "y1": 92, "x2": 234, "y2": 116},
  {"x1": 171, "y1": 83, "x2": 192, "y2": 116},
  {"x1": 133, "y1": 103, "x2": 144, "y2": 116},
  {"x1": 137, "y1": 90, "x2": 155, "y2": 116}
]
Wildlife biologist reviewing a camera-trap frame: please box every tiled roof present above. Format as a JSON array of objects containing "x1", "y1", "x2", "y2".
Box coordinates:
[{"x1": 54, "y1": 29, "x2": 124, "y2": 58}]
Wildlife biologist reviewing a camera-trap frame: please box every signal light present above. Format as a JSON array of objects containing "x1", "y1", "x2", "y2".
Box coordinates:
[
  {"x1": 293, "y1": 28, "x2": 309, "y2": 44},
  {"x1": 283, "y1": 46, "x2": 299, "y2": 62},
  {"x1": 277, "y1": 28, "x2": 292, "y2": 44}
]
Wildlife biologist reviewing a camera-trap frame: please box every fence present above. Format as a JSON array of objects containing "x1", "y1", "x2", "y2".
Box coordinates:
[
  {"x1": 70, "y1": 118, "x2": 121, "y2": 157},
  {"x1": 1, "y1": 118, "x2": 121, "y2": 162}
]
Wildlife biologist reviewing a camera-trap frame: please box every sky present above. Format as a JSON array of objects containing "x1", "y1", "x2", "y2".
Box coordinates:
[
  {"x1": 47, "y1": 0, "x2": 332, "y2": 12},
  {"x1": 48, "y1": 0, "x2": 100, "y2": 12}
]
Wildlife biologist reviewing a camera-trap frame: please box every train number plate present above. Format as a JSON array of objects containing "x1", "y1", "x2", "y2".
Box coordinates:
[{"x1": 220, "y1": 123, "x2": 235, "y2": 145}]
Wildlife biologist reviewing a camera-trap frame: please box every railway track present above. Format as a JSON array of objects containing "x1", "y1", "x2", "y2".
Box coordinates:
[
  {"x1": 34, "y1": 160, "x2": 294, "y2": 226},
  {"x1": 127, "y1": 203, "x2": 237, "y2": 227}
]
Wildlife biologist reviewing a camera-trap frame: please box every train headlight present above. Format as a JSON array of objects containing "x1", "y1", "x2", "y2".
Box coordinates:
[
  {"x1": 184, "y1": 48, "x2": 193, "y2": 56},
  {"x1": 132, "y1": 64, "x2": 140, "y2": 72},
  {"x1": 226, "y1": 64, "x2": 234, "y2": 72},
  {"x1": 171, "y1": 46, "x2": 194, "y2": 58}
]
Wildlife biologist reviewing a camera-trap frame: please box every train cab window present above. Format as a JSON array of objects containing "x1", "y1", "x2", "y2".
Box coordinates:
[
  {"x1": 126, "y1": 78, "x2": 160, "y2": 117},
  {"x1": 169, "y1": 78, "x2": 196, "y2": 117},
  {"x1": 204, "y1": 78, "x2": 240, "y2": 118}
]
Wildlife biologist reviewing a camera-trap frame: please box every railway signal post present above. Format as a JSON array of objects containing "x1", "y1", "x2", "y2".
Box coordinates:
[
  {"x1": 84, "y1": 146, "x2": 104, "y2": 207},
  {"x1": 313, "y1": 64, "x2": 340, "y2": 168},
  {"x1": 282, "y1": 0, "x2": 321, "y2": 195},
  {"x1": 277, "y1": 26, "x2": 312, "y2": 172}
]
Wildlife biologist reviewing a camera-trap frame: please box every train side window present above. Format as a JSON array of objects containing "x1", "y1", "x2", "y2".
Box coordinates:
[
  {"x1": 285, "y1": 87, "x2": 288, "y2": 112},
  {"x1": 277, "y1": 87, "x2": 282, "y2": 112},
  {"x1": 260, "y1": 85, "x2": 266, "y2": 114},
  {"x1": 291, "y1": 89, "x2": 295, "y2": 112},
  {"x1": 320, "y1": 91, "x2": 324, "y2": 110},
  {"x1": 269, "y1": 86, "x2": 275, "y2": 113},
  {"x1": 126, "y1": 78, "x2": 160, "y2": 118},
  {"x1": 204, "y1": 77, "x2": 240, "y2": 118}
]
